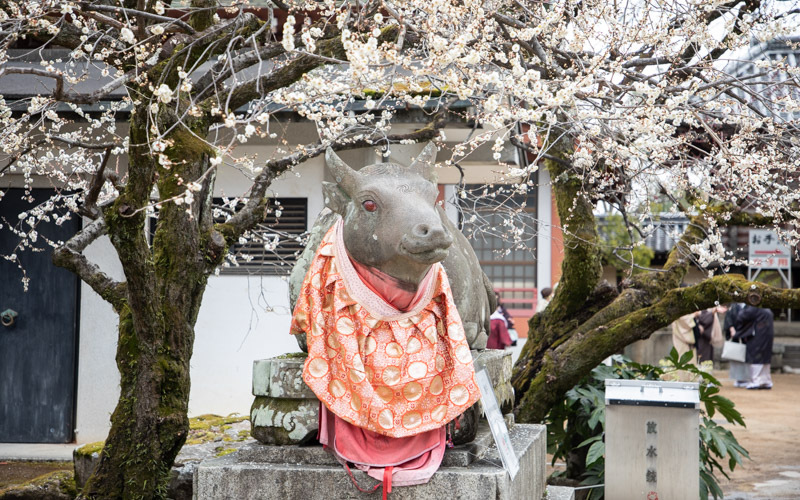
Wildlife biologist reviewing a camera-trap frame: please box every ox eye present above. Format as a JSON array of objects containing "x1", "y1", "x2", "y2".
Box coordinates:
[{"x1": 362, "y1": 200, "x2": 377, "y2": 212}]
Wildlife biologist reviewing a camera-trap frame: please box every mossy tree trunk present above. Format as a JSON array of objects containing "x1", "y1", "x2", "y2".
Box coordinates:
[
  {"x1": 511, "y1": 137, "x2": 800, "y2": 425},
  {"x1": 79, "y1": 87, "x2": 223, "y2": 497}
]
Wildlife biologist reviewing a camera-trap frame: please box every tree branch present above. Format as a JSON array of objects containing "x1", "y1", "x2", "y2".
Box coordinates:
[
  {"x1": 52, "y1": 218, "x2": 126, "y2": 311},
  {"x1": 80, "y1": 148, "x2": 114, "y2": 219},
  {"x1": 220, "y1": 37, "x2": 345, "y2": 112},
  {"x1": 77, "y1": 2, "x2": 196, "y2": 35},
  {"x1": 516, "y1": 273, "x2": 800, "y2": 422},
  {"x1": 192, "y1": 41, "x2": 285, "y2": 102},
  {"x1": 0, "y1": 66, "x2": 135, "y2": 105}
]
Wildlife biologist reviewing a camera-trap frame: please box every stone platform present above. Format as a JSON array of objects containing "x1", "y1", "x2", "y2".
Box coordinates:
[{"x1": 194, "y1": 422, "x2": 545, "y2": 500}]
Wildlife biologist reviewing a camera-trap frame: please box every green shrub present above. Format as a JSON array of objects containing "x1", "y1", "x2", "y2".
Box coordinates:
[{"x1": 546, "y1": 349, "x2": 749, "y2": 499}]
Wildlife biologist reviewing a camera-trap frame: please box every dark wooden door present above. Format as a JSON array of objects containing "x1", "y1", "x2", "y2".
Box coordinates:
[{"x1": 0, "y1": 189, "x2": 80, "y2": 443}]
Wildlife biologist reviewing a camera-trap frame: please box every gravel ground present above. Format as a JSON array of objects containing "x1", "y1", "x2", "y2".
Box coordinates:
[
  {"x1": 715, "y1": 370, "x2": 800, "y2": 500},
  {"x1": 0, "y1": 461, "x2": 71, "y2": 490}
]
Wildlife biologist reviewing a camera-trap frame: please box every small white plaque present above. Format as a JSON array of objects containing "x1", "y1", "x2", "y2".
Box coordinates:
[
  {"x1": 475, "y1": 368, "x2": 519, "y2": 479},
  {"x1": 748, "y1": 229, "x2": 791, "y2": 269}
]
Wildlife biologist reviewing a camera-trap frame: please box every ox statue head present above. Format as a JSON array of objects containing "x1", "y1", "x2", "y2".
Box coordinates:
[{"x1": 323, "y1": 143, "x2": 453, "y2": 287}]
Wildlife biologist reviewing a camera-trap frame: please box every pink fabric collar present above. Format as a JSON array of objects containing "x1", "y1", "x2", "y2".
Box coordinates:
[
  {"x1": 332, "y1": 218, "x2": 438, "y2": 320},
  {"x1": 349, "y1": 257, "x2": 429, "y2": 312}
]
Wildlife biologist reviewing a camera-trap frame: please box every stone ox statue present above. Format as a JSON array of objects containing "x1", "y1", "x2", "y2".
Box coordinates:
[{"x1": 289, "y1": 143, "x2": 495, "y2": 352}]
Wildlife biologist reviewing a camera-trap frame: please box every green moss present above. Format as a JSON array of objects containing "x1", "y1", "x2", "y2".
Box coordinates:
[
  {"x1": 214, "y1": 447, "x2": 238, "y2": 458},
  {"x1": 362, "y1": 81, "x2": 448, "y2": 99},
  {"x1": 0, "y1": 470, "x2": 77, "y2": 498},
  {"x1": 183, "y1": 414, "x2": 250, "y2": 445},
  {"x1": 275, "y1": 352, "x2": 307, "y2": 360},
  {"x1": 189, "y1": 414, "x2": 248, "y2": 430},
  {"x1": 75, "y1": 441, "x2": 105, "y2": 457}
]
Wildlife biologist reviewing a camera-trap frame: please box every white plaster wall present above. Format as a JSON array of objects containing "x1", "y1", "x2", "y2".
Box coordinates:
[
  {"x1": 188, "y1": 275, "x2": 298, "y2": 416},
  {"x1": 536, "y1": 167, "x2": 553, "y2": 291},
  {"x1": 74, "y1": 233, "x2": 123, "y2": 444},
  {"x1": 187, "y1": 154, "x2": 326, "y2": 417}
]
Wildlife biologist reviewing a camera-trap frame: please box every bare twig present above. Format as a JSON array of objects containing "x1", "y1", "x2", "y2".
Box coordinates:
[
  {"x1": 77, "y1": 2, "x2": 196, "y2": 35},
  {"x1": 80, "y1": 148, "x2": 114, "y2": 219}
]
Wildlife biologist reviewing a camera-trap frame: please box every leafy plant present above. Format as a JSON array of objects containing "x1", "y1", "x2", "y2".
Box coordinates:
[{"x1": 545, "y1": 349, "x2": 749, "y2": 499}]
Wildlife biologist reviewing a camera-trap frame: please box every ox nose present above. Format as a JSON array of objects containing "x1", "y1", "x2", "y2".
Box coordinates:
[
  {"x1": 411, "y1": 223, "x2": 453, "y2": 246},
  {"x1": 412, "y1": 223, "x2": 432, "y2": 238}
]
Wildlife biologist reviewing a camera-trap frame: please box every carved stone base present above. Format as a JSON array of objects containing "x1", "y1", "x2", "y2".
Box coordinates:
[
  {"x1": 472, "y1": 349, "x2": 514, "y2": 413},
  {"x1": 250, "y1": 397, "x2": 318, "y2": 445},
  {"x1": 251, "y1": 355, "x2": 318, "y2": 445}
]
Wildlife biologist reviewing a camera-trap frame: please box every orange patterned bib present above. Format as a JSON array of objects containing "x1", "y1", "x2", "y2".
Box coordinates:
[{"x1": 290, "y1": 218, "x2": 480, "y2": 438}]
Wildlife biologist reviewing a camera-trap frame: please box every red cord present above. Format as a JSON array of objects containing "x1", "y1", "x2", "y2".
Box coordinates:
[
  {"x1": 382, "y1": 466, "x2": 393, "y2": 500},
  {"x1": 344, "y1": 464, "x2": 381, "y2": 494}
]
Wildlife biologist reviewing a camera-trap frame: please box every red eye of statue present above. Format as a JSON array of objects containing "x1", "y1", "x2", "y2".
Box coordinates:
[{"x1": 363, "y1": 200, "x2": 377, "y2": 212}]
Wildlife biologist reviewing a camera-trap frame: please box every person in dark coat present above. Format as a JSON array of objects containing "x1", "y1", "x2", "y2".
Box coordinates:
[
  {"x1": 732, "y1": 305, "x2": 774, "y2": 389},
  {"x1": 694, "y1": 309, "x2": 715, "y2": 364},
  {"x1": 722, "y1": 303, "x2": 743, "y2": 340},
  {"x1": 723, "y1": 303, "x2": 750, "y2": 387}
]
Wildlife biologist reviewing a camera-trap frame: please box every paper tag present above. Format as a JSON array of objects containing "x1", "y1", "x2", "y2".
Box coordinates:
[{"x1": 475, "y1": 368, "x2": 520, "y2": 479}]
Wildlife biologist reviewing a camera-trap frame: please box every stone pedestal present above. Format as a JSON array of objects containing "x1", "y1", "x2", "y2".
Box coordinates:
[
  {"x1": 195, "y1": 422, "x2": 546, "y2": 500},
  {"x1": 250, "y1": 349, "x2": 514, "y2": 446},
  {"x1": 472, "y1": 349, "x2": 514, "y2": 413},
  {"x1": 251, "y1": 354, "x2": 319, "y2": 445},
  {"x1": 198, "y1": 349, "x2": 552, "y2": 499}
]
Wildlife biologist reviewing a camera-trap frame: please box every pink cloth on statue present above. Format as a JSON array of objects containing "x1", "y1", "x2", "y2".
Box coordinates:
[
  {"x1": 349, "y1": 255, "x2": 433, "y2": 313},
  {"x1": 318, "y1": 249, "x2": 447, "y2": 489},
  {"x1": 318, "y1": 404, "x2": 446, "y2": 487}
]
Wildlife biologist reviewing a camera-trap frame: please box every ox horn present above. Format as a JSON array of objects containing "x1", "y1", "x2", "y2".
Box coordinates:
[
  {"x1": 409, "y1": 142, "x2": 438, "y2": 184},
  {"x1": 325, "y1": 148, "x2": 361, "y2": 196}
]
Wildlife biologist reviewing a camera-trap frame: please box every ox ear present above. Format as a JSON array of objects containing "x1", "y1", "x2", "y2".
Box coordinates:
[
  {"x1": 409, "y1": 142, "x2": 438, "y2": 184},
  {"x1": 325, "y1": 148, "x2": 361, "y2": 196},
  {"x1": 322, "y1": 182, "x2": 349, "y2": 215}
]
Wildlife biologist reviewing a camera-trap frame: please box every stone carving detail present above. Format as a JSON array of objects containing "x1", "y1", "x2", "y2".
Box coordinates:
[{"x1": 251, "y1": 356, "x2": 318, "y2": 445}]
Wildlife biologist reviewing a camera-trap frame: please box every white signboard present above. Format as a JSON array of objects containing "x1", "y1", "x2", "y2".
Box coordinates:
[
  {"x1": 748, "y1": 229, "x2": 791, "y2": 269},
  {"x1": 475, "y1": 369, "x2": 519, "y2": 479}
]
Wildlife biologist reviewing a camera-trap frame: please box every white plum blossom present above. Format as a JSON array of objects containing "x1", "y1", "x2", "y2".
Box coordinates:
[
  {"x1": 120, "y1": 27, "x2": 135, "y2": 45},
  {"x1": 282, "y1": 16, "x2": 296, "y2": 51},
  {"x1": 154, "y1": 84, "x2": 173, "y2": 104}
]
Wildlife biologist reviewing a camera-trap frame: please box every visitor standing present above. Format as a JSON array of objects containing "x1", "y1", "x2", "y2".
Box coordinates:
[
  {"x1": 694, "y1": 306, "x2": 725, "y2": 364},
  {"x1": 724, "y1": 303, "x2": 750, "y2": 387},
  {"x1": 488, "y1": 305, "x2": 513, "y2": 349},
  {"x1": 494, "y1": 293, "x2": 518, "y2": 346},
  {"x1": 671, "y1": 313, "x2": 697, "y2": 363},
  {"x1": 733, "y1": 305, "x2": 775, "y2": 390},
  {"x1": 536, "y1": 287, "x2": 552, "y2": 313}
]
